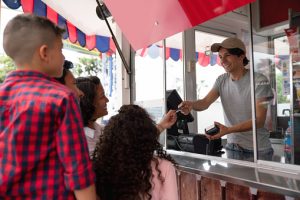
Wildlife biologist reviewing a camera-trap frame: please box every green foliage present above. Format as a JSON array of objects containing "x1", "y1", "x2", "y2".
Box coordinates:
[
  {"x1": 276, "y1": 73, "x2": 289, "y2": 103},
  {"x1": 73, "y1": 57, "x2": 102, "y2": 77},
  {"x1": 0, "y1": 55, "x2": 16, "y2": 83}
]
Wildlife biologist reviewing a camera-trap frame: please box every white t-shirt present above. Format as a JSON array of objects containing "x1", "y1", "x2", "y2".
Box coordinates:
[
  {"x1": 213, "y1": 71, "x2": 273, "y2": 151},
  {"x1": 84, "y1": 122, "x2": 103, "y2": 156}
]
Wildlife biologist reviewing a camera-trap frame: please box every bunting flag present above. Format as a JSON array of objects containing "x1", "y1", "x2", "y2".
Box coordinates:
[
  {"x1": 136, "y1": 45, "x2": 223, "y2": 67},
  {"x1": 136, "y1": 44, "x2": 289, "y2": 67},
  {"x1": 2, "y1": 0, "x2": 115, "y2": 54},
  {"x1": 170, "y1": 48, "x2": 181, "y2": 61},
  {"x1": 198, "y1": 53, "x2": 208, "y2": 66}
]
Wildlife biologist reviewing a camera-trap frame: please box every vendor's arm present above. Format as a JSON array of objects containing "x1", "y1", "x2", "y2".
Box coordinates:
[
  {"x1": 179, "y1": 88, "x2": 219, "y2": 115},
  {"x1": 157, "y1": 110, "x2": 177, "y2": 133},
  {"x1": 207, "y1": 98, "x2": 268, "y2": 140}
]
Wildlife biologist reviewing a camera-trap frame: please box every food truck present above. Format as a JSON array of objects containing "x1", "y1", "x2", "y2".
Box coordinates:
[{"x1": 1, "y1": 0, "x2": 300, "y2": 199}]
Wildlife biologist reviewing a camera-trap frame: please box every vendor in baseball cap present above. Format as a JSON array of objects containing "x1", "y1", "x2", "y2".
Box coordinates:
[
  {"x1": 211, "y1": 37, "x2": 246, "y2": 53},
  {"x1": 211, "y1": 37, "x2": 249, "y2": 66},
  {"x1": 179, "y1": 36, "x2": 274, "y2": 155}
]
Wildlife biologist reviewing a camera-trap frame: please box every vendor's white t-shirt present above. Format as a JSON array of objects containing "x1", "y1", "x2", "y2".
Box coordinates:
[{"x1": 213, "y1": 71, "x2": 273, "y2": 151}]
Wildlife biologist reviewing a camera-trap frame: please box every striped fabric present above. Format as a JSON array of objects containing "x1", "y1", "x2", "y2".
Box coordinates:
[{"x1": 3, "y1": 0, "x2": 114, "y2": 53}]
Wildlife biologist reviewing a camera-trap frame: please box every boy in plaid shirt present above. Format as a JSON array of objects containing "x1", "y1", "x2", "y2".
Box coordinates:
[{"x1": 0, "y1": 14, "x2": 96, "y2": 200}]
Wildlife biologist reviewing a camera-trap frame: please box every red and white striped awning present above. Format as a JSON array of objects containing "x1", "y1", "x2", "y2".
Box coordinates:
[
  {"x1": 2, "y1": 0, "x2": 116, "y2": 54},
  {"x1": 3, "y1": 0, "x2": 255, "y2": 52}
]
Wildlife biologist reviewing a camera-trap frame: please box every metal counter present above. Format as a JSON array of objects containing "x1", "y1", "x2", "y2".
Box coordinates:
[{"x1": 168, "y1": 150, "x2": 300, "y2": 198}]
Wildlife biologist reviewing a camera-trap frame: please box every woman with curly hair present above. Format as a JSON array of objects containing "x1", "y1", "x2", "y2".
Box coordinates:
[
  {"x1": 76, "y1": 76, "x2": 109, "y2": 156},
  {"x1": 93, "y1": 104, "x2": 179, "y2": 200},
  {"x1": 77, "y1": 76, "x2": 177, "y2": 157}
]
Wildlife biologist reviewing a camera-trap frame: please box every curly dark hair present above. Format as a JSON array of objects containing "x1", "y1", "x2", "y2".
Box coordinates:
[
  {"x1": 76, "y1": 76, "x2": 100, "y2": 126},
  {"x1": 92, "y1": 104, "x2": 175, "y2": 200}
]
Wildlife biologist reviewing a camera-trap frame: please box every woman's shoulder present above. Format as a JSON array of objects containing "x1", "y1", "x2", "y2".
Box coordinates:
[
  {"x1": 151, "y1": 158, "x2": 175, "y2": 174},
  {"x1": 94, "y1": 122, "x2": 104, "y2": 131},
  {"x1": 94, "y1": 122, "x2": 104, "y2": 135}
]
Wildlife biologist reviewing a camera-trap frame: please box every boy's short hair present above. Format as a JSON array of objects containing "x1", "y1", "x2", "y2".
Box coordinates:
[{"x1": 3, "y1": 14, "x2": 65, "y2": 64}]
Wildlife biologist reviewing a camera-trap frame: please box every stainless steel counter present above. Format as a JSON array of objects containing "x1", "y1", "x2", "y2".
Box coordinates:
[{"x1": 168, "y1": 150, "x2": 300, "y2": 198}]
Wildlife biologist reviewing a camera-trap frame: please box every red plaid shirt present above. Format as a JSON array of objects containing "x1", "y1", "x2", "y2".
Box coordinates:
[{"x1": 0, "y1": 70, "x2": 95, "y2": 199}]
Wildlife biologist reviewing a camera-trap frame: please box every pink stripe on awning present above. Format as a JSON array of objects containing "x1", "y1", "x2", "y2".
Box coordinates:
[
  {"x1": 47, "y1": 6, "x2": 58, "y2": 24},
  {"x1": 86, "y1": 35, "x2": 96, "y2": 50},
  {"x1": 109, "y1": 38, "x2": 116, "y2": 52},
  {"x1": 21, "y1": 0, "x2": 34, "y2": 13},
  {"x1": 66, "y1": 21, "x2": 77, "y2": 43},
  {"x1": 179, "y1": 0, "x2": 255, "y2": 26}
]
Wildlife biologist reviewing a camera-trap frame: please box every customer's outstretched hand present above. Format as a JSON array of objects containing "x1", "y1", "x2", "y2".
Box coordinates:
[{"x1": 157, "y1": 110, "x2": 177, "y2": 133}]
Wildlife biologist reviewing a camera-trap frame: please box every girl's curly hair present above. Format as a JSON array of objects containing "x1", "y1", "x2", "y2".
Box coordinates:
[{"x1": 92, "y1": 104, "x2": 175, "y2": 200}]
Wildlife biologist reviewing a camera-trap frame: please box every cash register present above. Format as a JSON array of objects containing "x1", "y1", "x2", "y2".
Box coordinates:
[{"x1": 166, "y1": 89, "x2": 222, "y2": 155}]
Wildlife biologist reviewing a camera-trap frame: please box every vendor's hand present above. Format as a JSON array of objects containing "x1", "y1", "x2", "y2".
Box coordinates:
[
  {"x1": 157, "y1": 110, "x2": 177, "y2": 131},
  {"x1": 205, "y1": 122, "x2": 230, "y2": 140},
  {"x1": 178, "y1": 101, "x2": 193, "y2": 115}
]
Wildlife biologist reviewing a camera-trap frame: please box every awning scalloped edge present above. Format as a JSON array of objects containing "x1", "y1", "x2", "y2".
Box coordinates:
[{"x1": 2, "y1": 0, "x2": 116, "y2": 55}]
